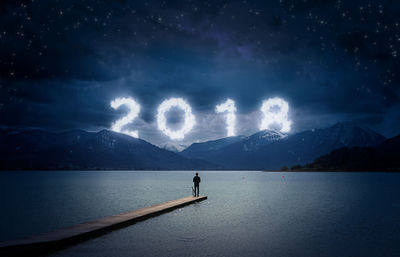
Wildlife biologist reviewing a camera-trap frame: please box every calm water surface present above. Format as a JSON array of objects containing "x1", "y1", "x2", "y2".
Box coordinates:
[{"x1": 1, "y1": 171, "x2": 400, "y2": 257}]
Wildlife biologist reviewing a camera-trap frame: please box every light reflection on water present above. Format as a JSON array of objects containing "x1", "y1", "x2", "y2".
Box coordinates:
[{"x1": 1, "y1": 171, "x2": 400, "y2": 257}]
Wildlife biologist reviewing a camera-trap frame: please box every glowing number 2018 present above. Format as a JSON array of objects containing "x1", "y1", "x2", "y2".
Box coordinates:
[
  {"x1": 110, "y1": 97, "x2": 141, "y2": 138},
  {"x1": 259, "y1": 97, "x2": 291, "y2": 133},
  {"x1": 110, "y1": 96, "x2": 292, "y2": 140},
  {"x1": 215, "y1": 99, "x2": 237, "y2": 137},
  {"x1": 156, "y1": 97, "x2": 196, "y2": 140}
]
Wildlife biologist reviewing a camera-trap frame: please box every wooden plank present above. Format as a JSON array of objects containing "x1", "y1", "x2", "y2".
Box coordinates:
[{"x1": 0, "y1": 195, "x2": 207, "y2": 257}]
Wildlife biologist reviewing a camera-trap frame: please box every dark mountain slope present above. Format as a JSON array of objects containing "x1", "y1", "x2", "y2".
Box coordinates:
[
  {"x1": 249, "y1": 122, "x2": 386, "y2": 169},
  {"x1": 302, "y1": 134, "x2": 400, "y2": 171},
  {"x1": 0, "y1": 129, "x2": 212, "y2": 170},
  {"x1": 181, "y1": 135, "x2": 246, "y2": 159}
]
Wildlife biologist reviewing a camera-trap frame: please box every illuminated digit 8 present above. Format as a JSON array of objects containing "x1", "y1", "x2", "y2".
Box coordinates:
[{"x1": 259, "y1": 97, "x2": 291, "y2": 133}]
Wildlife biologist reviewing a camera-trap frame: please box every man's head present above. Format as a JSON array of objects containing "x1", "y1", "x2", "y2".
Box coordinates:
[{"x1": 196, "y1": 172, "x2": 198, "y2": 176}]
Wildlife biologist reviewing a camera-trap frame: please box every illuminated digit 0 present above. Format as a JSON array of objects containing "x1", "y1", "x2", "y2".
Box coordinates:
[
  {"x1": 259, "y1": 97, "x2": 291, "y2": 133},
  {"x1": 110, "y1": 97, "x2": 141, "y2": 138},
  {"x1": 156, "y1": 97, "x2": 196, "y2": 140},
  {"x1": 215, "y1": 98, "x2": 237, "y2": 137}
]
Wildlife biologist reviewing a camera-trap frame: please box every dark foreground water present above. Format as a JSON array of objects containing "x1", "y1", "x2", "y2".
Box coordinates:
[{"x1": 1, "y1": 171, "x2": 400, "y2": 257}]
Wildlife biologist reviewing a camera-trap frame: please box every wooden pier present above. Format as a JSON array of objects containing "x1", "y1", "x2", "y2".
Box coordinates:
[{"x1": 0, "y1": 195, "x2": 207, "y2": 257}]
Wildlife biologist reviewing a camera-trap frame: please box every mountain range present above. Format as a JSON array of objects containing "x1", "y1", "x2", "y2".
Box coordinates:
[
  {"x1": 0, "y1": 129, "x2": 212, "y2": 170},
  {"x1": 0, "y1": 122, "x2": 395, "y2": 170},
  {"x1": 181, "y1": 122, "x2": 386, "y2": 169}
]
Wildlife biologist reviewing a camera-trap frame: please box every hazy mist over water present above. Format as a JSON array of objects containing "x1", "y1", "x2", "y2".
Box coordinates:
[{"x1": 1, "y1": 171, "x2": 400, "y2": 257}]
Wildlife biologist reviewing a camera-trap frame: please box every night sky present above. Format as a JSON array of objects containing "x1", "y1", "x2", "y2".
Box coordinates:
[{"x1": 1, "y1": 0, "x2": 399, "y2": 146}]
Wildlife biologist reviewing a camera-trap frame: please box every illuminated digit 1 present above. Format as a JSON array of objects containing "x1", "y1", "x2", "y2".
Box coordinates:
[
  {"x1": 110, "y1": 97, "x2": 141, "y2": 138},
  {"x1": 215, "y1": 98, "x2": 237, "y2": 137},
  {"x1": 259, "y1": 97, "x2": 292, "y2": 133},
  {"x1": 156, "y1": 97, "x2": 196, "y2": 140}
]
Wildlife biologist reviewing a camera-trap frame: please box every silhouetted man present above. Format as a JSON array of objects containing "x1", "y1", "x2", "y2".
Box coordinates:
[{"x1": 193, "y1": 172, "x2": 201, "y2": 197}]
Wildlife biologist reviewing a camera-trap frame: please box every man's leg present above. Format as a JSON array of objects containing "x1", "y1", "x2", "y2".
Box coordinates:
[{"x1": 196, "y1": 185, "x2": 199, "y2": 196}]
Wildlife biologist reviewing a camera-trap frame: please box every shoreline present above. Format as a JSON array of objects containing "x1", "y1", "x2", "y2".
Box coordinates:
[{"x1": 0, "y1": 169, "x2": 399, "y2": 172}]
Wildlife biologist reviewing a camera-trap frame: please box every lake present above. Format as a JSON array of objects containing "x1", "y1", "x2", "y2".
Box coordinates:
[{"x1": 1, "y1": 171, "x2": 400, "y2": 257}]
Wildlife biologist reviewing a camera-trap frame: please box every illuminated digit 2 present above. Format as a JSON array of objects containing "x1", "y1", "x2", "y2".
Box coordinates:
[
  {"x1": 215, "y1": 98, "x2": 237, "y2": 137},
  {"x1": 110, "y1": 97, "x2": 141, "y2": 138},
  {"x1": 259, "y1": 97, "x2": 291, "y2": 132},
  {"x1": 156, "y1": 97, "x2": 196, "y2": 140}
]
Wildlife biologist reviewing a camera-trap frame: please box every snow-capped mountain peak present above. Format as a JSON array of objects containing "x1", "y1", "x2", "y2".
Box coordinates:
[
  {"x1": 242, "y1": 130, "x2": 288, "y2": 152},
  {"x1": 162, "y1": 143, "x2": 188, "y2": 153}
]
